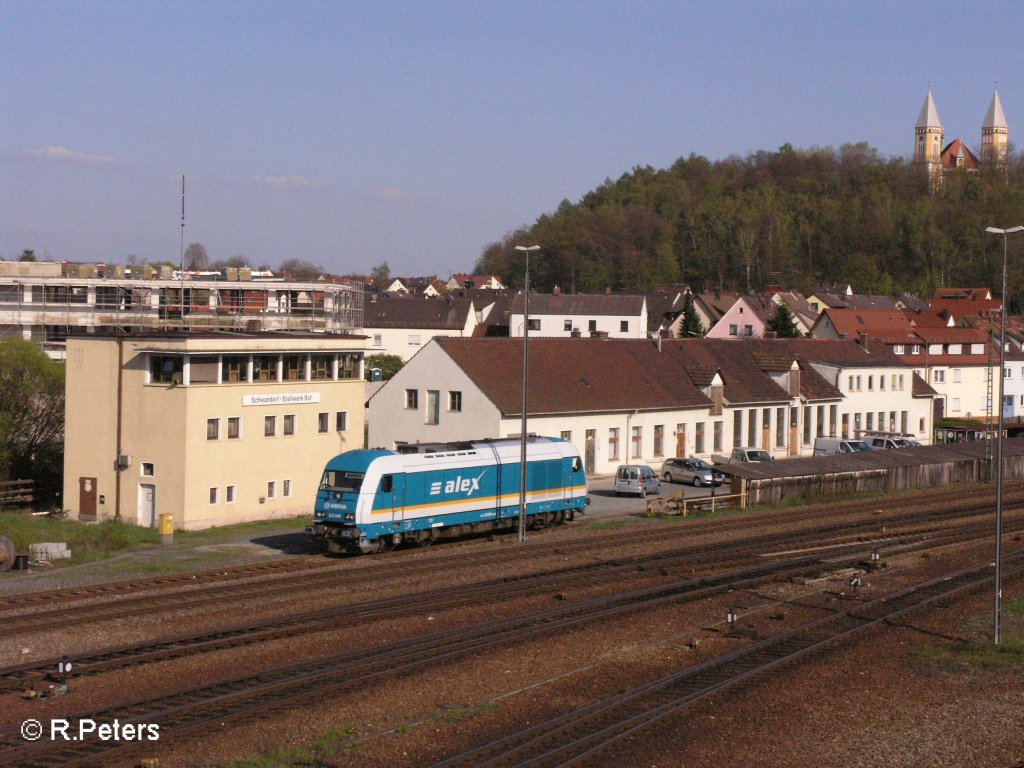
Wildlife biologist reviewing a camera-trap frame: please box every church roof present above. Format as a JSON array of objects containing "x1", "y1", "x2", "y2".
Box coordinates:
[
  {"x1": 940, "y1": 138, "x2": 979, "y2": 170},
  {"x1": 916, "y1": 89, "x2": 942, "y2": 130},
  {"x1": 984, "y1": 89, "x2": 1009, "y2": 130}
]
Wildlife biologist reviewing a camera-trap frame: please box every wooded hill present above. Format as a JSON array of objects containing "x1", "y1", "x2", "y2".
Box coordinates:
[{"x1": 475, "y1": 143, "x2": 1024, "y2": 299}]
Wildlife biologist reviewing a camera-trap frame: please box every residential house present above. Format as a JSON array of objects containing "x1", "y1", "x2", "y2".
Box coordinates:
[
  {"x1": 445, "y1": 274, "x2": 506, "y2": 291},
  {"x1": 691, "y1": 291, "x2": 740, "y2": 334},
  {"x1": 362, "y1": 294, "x2": 479, "y2": 361},
  {"x1": 367, "y1": 337, "x2": 931, "y2": 473},
  {"x1": 507, "y1": 293, "x2": 648, "y2": 338},
  {"x1": 706, "y1": 296, "x2": 776, "y2": 339}
]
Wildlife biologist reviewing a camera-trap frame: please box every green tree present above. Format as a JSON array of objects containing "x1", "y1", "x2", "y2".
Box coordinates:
[
  {"x1": 370, "y1": 262, "x2": 391, "y2": 290},
  {"x1": 0, "y1": 338, "x2": 65, "y2": 505},
  {"x1": 680, "y1": 294, "x2": 705, "y2": 337},
  {"x1": 766, "y1": 302, "x2": 801, "y2": 338},
  {"x1": 19, "y1": 249, "x2": 36, "y2": 262},
  {"x1": 184, "y1": 243, "x2": 209, "y2": 271},
  {"x1": 278, "y1": 259, "x2": 323, "y2": 279},
  {"x1": 364, "y1": 354, "x2": 404, "y2": 381}
]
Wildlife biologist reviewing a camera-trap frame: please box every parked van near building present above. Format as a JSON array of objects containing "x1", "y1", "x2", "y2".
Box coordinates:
[
  {"x1": 614, "y1": 465, "x2": 661, "y2": 496},
  {"x1": 726, "y1": 447, "x2": 774, "y2": 464},
  {"x1": 813, "y1": 437, "x2": 872, "y2": 456}
]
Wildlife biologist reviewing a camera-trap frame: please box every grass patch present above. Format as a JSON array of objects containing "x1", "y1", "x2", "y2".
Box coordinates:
[
  {"x1": 0, "y1": 511, "x2": 159, "y2": 565},
  {"x1": 912, "y1": 628, "x2": 1024, "y2": 675},
  {"x1": 217, "y1": 725, "x2": 358, "y2": 767},
  {"x1": 441, "y1": 702, "x2": 498, "y2": 723},
  {"x1": 176, "y1": 515, "x2": 311, "y2": 544}
]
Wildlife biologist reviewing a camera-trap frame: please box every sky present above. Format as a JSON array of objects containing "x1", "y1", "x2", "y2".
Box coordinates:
[{"x1": 2, "y1": 1, "x2": 1022, "y2": 277}]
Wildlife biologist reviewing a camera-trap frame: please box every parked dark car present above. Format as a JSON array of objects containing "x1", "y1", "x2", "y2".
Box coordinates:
[{"x1": 659, "y1": 457, "x2": 726, "y2": 487}]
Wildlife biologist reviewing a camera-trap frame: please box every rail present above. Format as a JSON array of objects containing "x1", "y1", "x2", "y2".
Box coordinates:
[{"x1": 645, "y1": 489, "x2": 746, "y2": 517}]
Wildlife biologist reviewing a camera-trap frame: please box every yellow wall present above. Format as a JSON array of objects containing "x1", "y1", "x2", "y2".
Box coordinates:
[{"x1": 64, "y1": 335, "x2": 366, "y2": 530}]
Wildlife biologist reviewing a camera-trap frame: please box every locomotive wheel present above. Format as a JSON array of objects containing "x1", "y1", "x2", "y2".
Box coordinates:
[
  {"x1": 416, "y1": 534, "x2": 434, "y2": 547},
  {"x1": 378, "y1": 536, "x2": 398, "y2": 553}
]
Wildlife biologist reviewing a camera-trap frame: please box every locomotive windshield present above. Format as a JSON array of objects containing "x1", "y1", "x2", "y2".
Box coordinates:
[{"x1": 320, "y1": 470, "x2": 364, "y2": 492}]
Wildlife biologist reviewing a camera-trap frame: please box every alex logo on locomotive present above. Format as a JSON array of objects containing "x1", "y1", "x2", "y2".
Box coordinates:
[{"x1": 428, "y1": 471, "x2": 486, "y2": 497}]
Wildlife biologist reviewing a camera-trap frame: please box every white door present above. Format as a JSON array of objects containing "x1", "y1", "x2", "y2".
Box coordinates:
[{"x1": 138, "y1": 484, "x2": 156, "y2": 527}]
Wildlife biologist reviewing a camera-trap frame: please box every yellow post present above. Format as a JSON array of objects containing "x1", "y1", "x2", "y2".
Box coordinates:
[{"x1": 159, "y1": 513, "x2": 174, "y2": 546}]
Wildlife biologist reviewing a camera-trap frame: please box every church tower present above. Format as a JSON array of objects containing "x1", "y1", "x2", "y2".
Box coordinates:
[
  {"x1": 915, "y1": 88, "x2": 943, "y2": 185},
  {"x1": 982, "y1": 87, "x2": 1009, "y2": 167}
]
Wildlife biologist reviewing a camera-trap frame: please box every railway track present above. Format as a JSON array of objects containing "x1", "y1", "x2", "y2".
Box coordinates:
[
  {"x1": 431, "y1": 553, "x2": 1024, "y2": 768},
  {"x1": 0, "y1": 480, "x2": 1011, "y2": 618},
  {"x1": 0, "y1": 543, "x2": 916, "y2": 767},
  {"x1": 0, "y1": 491, "x2": 1017, "y2": 643},
  {"x1": 1, "y1": 510, "x2": 1003, "y2": 690},
  {"x1": 0, "y1": 529, "x2": 1012, "y2": 767}
]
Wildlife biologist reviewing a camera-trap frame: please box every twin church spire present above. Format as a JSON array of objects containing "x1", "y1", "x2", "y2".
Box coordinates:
[{"x1": 915, "y1": 87, "x2": 1009, "y2": 185}]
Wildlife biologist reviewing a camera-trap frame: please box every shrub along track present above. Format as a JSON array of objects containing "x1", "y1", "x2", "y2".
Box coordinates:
[{"x1": 0, "y1": 482, "x2": 1020, "y2": 642}]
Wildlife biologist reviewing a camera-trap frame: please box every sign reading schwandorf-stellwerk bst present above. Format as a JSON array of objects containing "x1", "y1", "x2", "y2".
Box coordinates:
[{"x1": 242, "y1": 392, "x2": 321, "y2": 407}]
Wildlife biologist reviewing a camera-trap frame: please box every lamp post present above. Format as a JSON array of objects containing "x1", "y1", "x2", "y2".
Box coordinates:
[
  {"x1": 514, "y1": 244, "x2": 540, "y2": 544},
  {"x1": 985, "y1": 224, "x2": 1024, "y2": 645}
]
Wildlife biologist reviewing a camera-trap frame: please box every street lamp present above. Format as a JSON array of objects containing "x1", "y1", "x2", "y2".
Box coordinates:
[
  {"x1": 985, "y1": 224, "x2": 1024, "y2": 645},
  {"x1": 514, "y1": 244, "x2": 540, "y2": 544}
]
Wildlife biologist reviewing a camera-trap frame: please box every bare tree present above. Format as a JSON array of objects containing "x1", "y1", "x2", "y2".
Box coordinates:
[{"x1": 184, "y1": 243, "x2": 209, "y2": 271}]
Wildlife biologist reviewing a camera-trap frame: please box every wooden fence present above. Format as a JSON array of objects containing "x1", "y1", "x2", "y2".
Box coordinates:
[{"x1": 0, "y1": 479, "x2": 34, "y2": 508}]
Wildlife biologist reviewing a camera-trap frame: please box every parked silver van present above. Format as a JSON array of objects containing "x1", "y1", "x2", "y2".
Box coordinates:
[
  {"x1": 614, "y1": 465, "x2": 661, "y2": 496},
  {"x1": 813, "y1": 437, "x2": 872, "y2": 456},
  {"x1": 727, "y1": 447, "x2": 774, "y2": 463}
]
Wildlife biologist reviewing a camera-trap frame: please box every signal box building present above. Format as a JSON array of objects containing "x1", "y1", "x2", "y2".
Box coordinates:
[{"x1": 63, "y1": 332, "x2": 366, "y2": 530}]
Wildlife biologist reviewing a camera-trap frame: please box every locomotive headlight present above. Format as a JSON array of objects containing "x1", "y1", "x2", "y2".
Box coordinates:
[
  {"x1": 344, "y1": 513, "x2": 355, "y2": 522},
  {"x1": 314, "y1": 510, "x2": 325, "y2": 520}
]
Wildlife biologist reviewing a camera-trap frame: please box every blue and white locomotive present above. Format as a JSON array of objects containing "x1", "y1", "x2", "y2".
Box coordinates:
[{"x1": 312, "y1": 436, "x2": 588, "y2": 554}]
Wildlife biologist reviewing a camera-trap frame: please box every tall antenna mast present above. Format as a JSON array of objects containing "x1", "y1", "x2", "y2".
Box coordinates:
[{"x1": 180, "y1": 175, "x2": 186, "y2": 330}]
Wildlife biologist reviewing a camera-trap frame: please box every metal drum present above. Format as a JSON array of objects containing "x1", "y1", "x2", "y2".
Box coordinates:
[{"x1": 0, "y1": 535, "x2": 15, "y2": 572}]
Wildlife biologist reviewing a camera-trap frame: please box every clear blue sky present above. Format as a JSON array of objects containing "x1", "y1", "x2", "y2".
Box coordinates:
[{"x1": 2, "y1": 1, "x2": 1021, "y2": 277}]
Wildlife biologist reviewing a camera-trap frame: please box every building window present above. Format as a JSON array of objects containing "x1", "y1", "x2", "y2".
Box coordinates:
[
  {"x1": 747, "y1": 408, "x2": 757, "y2": 447},
  {"x1": 733, "y1": 411, "x2": 743, "y2": 446},
  {"x1": 564, "y1": 320, "x2": 573, "y2": 332},
  {"x1": 893, "y1": 344, "x2": 905, "y2": 354},
  {"x1": 729, "y1": 324, "x2": 738, "y2": 336},
  {"x1": 842, "y1": 413, "x2": 850, "y2": 438},
  {"x1": 264, "y1": 415, "x2": 277, "y2": 437},
  {"x1": 953, "y1": 368, "x2": 962, "y2": 383},
  {"x1": 654, "y1": 425, "x2": 664, "y2": 456},
  {"x1": 222, "y1": 356, "x2": 248, "y2": 383},
  {"x1": 561, "y1": 430, "x2": 572, "y2": 442},
  {"x1": 373, "y1": 334, "x2": 382, "y2": 347},
  {"x1": 620, "y1": 320, "x2": 629, "y2": 333},
  {"x1": 283, "y1": 414, "x2": 295, "y2": 436},
  {"x1": 816, "y1": 405, "x2": 825, "y2": 437},
  {"x1": 880, "y1": 376, "x2": 886, "y2": 390},
  {"x1": 803, "y1": 405, "x2": 811, "y2": 445},
  {"x1": 449, "y1": 391, "x2": 462, "y2": 412},
  {"x1": 901, "y1": 411, "x2": 908, "y2": 433},
  {"x1": 141, "y1": 462, "x2": 155, "y2": 477},
  {"x1": 776, "y1": 407, "x2": 786, "y2": 448},
  {"x1": 1005, "y1": 367, "x2": 1012, "y2": 379},
  {"x1": 848, "y1": 375, "x2": 854, "y2": 391},
  {"x1": 743, "y1": 325, "x2": 753, "y2": 337},
  {"x1": 899, "y1": 374, "x2": 905, "y2": 390},
  {"x1": 694, "y1": 422, "x2": 704, "y2": 454},
  {"x1": 318, "y1": 412, "x2": 329, "y2": 433},
  {"x1": 829, "y1": 405, "x2": 838, "y2": 438},
  {"x1": 283, "y1": 479, "x2": 291, "y2": 497},
  {"x1": 283, "y1": 355, "x2": 303, "y2": 381},
  {"x1": 952, "y1": 398, "x2": 961, "y2": 412},
  {"x1": 426, "y1": 390, "x2": 440, "y2": 425},
  {"x1": 209, "y1": 487, "x2": 219, "y2": 504},
  {"x1": 919, "y1": 417, "x2": 925, "y2": 432},
  {"x1": 408, "y1": 334, "x2": 421, "y2": 346},
  {"x1": 405, "y1": 389, "x2": 418, "y2": 409},
  {"x1": 336, "y1": 411, "x2": 348, "y2": 431},
  {"x1": 207, "y1": 418, "x2": 220, "y2": 440},
  {"x1": 856, "y1": 375, "x2": 862, "y2": 390},
  {"x1": 589, "y1": 320, "x2": 597, "y2": 332},
  {"x1": 910, "y1": 345, "x2": 920, "y2": 355},
  {"x1": 868, "y1": 375, "x2": 874, "y2": 391},
  {"x1": 252, "y1": 355, "x2": 279, "y2": 382},
  {"x1": 227, "y1": 417, "x2": 241, "y2": 439},
  {"x1": 608, "y1": 428, "x2": 619, "y2": 460},
  {"x1": 631, "y1": 426, "x2": 642, "y2": 458},
  {"x1": 713, "y1": 421, "x2": 723, "y2": 451},
  {"x1": 226, "y1": 485, "x2": 236, "y2": 503},
  {"x1": 311, "y1": 354, "x2": 333, "y2": 381},
  {"x1": 866, "y1": 412, "x2": 874, "y2": 431},
  {"x1": 267, "y1": 481, "x2": 276, "y2": 499},
  {"x1": 339, "y1": 353, "x2": 359, "y2": 380},
  {"x1": 526, "y1": 318, "x2": 541, "y2": 331},
  {"x1": 933, "y1": 369, "x2": 945, "y2": 383},
  {"x1": 150, "y1": 355, "x2": 184, "y2": 384}
]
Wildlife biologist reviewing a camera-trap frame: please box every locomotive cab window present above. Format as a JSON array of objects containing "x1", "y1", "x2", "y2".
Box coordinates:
[
  {"x1": 320, "y1": 471, "x2": 364, "y2": 492},
  {"x1": 380, "y1": 475, "x2": 393, "y2": 493},
  {"x1": 572, "y1": 457, "x2": 582, "y2": 472}
]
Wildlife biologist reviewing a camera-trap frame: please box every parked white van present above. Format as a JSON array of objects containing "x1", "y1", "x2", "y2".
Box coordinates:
[
  {"x1": 614, "y1": 465, "x2": 661, "y2": 496},
  {"x1": 813, "y1": 437, "x2": 872, "y2": 456}
]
